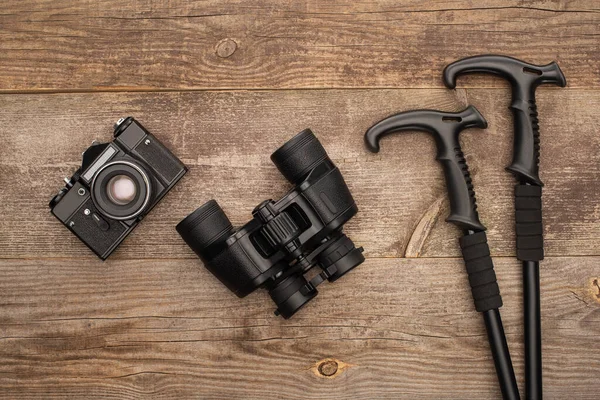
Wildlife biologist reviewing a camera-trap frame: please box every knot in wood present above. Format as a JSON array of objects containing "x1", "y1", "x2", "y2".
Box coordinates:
[
  {"x1": 216, "y1": 38, "x2": 237, "y2": 58},
  {"x1": 318, "y1": 360, "x2": 338, "y2": 377}
]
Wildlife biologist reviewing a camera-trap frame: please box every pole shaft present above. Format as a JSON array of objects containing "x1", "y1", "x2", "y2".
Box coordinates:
[
  {"x1": 483, "y1": 308, "x2": 521, "y2": 400},
  {"x1": 524, "y1": 260, "x2": 542, "y2": 400}
]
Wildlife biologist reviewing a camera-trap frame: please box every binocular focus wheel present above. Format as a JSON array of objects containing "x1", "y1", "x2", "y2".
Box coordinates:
[
  {"x1": 176, "y1": 200, "x2": 233, "y2": 257},
  {"x1": 270, "y1": 129, "x2": 329, "y2": 184}
]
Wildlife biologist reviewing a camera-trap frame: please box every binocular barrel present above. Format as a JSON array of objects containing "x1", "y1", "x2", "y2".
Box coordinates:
[
  {"x1": 271, "y1": 129, "x2": 329, "y2": 184},
  {"x1": 176, "y1": 199, "x2": 233, "y2": 261}
]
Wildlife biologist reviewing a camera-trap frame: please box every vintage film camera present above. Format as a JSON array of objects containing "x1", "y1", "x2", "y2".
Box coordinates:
[
  {"x1": 49, "y1": 117, "x2": 187, "y2": 259},
  {"x1": 177, "y1": 129, "x2": 364, "y2": 318}
]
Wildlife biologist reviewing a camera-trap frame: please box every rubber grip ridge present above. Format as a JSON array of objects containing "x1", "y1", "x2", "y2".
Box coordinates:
[
  {"x1": 515, "y1": 184, "x2": 544, "y2": 261},
  {"x1": 459, "y1": 231, "x2": 503, "y2": 312}
]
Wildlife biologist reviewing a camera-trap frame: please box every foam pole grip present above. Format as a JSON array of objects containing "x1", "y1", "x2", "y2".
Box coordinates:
[
  {"x1": 459, "y1": 231, "x2": 503, "y2": 312},
  {"x1": 515, "y1": 184, "x2": 544, "y2": 261}
]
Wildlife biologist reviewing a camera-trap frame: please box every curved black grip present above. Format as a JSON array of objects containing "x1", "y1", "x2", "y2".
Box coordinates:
[
  {"x1": 443, "y1": 55, "x2": 566, "y2": 186},
  {"x1": 365, "y1": 106, "x2": 487, "y2": 231},
  {"x1": 460, "y1": 231, "x2": 503, "y2": 312},
  {"x1": 509, "y1": 95, "x2": 543, "y2": 185}
]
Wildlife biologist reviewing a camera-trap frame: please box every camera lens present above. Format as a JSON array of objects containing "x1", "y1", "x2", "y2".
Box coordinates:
[
  {"x1": 318, "y1": 234, "x2": 364, "y2": 282},
  {"x1": 271, "y1": 129, "x2": 329, "y2": 184},
  {"x1": 106, "y1": 175, "x2": 137, "y2": 205},
  {"x1": 176, "y1": 200, "x2": 234, "y2": 259},
  {"x1": 91, "y1": 161, "x2": 151, "y2": 220},
  {"x1": 269, "y1": 274, "x2": 317, "y2": 319}
]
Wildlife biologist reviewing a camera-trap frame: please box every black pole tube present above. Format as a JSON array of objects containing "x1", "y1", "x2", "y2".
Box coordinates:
[
  {"x1": 523, "y1": 260, "x2": 542, "y2": 400},
  {"x1": 483, "y1": 308, "x2": 521, "y2": 400}
]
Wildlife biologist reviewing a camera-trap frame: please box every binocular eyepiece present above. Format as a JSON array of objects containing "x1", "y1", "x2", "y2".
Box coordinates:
[{"x1": 177, "y1": 129, "x2": 364, "y2": 318}]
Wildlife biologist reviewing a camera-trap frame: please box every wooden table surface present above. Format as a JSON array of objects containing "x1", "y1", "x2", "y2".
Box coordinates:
[{"x1": 1, "y1": 1, "x2": 598, "y2": 398}]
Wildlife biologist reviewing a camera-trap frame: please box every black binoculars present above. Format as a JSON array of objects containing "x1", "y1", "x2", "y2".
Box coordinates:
[{"x1": 177, "y1": 129, "x2": 364, "y2": 318}]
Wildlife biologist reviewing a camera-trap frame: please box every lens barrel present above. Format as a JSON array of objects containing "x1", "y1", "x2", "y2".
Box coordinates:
[
  {"x1": 270, "y1": 129, "x2": 329, "y2": 184},
  {"x1": 91, "y1": 161, "x2": 151, "y2": 221},
  {"x1": 176, "y1": 200, "x2": 233, "y2": 259},
  {"x1": 269, "y1": 274, "x2": 317, "y2": 319},
  {"x1": 318, "y1": 234, "x2": 365, "y2": 282}
]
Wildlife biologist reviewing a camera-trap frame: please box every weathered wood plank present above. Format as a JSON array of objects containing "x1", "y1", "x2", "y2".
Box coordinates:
[
  {"x1": 1, "y1": 89, "x2": 598, "y2": 259},
  {"x1": 0, "y1": 0, "x2": 598, "y2": 91},
  {"x1": 0, "y1": 256, "x2": 597, "y2": 399}
]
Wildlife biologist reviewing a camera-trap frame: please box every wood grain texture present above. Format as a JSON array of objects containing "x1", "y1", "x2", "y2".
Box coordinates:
[
  {"x1": 0, "y1": 256, "x2": 598, "y2": 399},
  {"x1": 0, "y1": 0, "x2": 598, "y2": 91},
  {"x1": 1, "y1": 89, "x2": 598, "y2": 259},
  {"x1": 1, "y1": 1, "x2": 599, "y2": 398}
]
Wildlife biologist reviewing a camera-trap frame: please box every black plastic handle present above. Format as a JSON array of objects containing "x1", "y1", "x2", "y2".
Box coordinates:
[
  {"x1": 365, "y1": 106, "x2": 487, "y2": 231},
  {"x1": 443, "y1": 55, "x2": 566, "y2": 186}
]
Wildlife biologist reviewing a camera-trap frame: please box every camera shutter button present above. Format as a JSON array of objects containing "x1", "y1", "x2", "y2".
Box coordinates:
[{"x1": 91, "y1": 212, "x2": 110, "y2": 231}]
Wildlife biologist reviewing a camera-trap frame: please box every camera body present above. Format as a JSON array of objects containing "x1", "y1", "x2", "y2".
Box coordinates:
[
  {"x1": 177, "y1": 129, "x2": 364, "y2": 318},
  {"x1": 49, "y1": 117, "x2": 187, "y2": 259}
]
